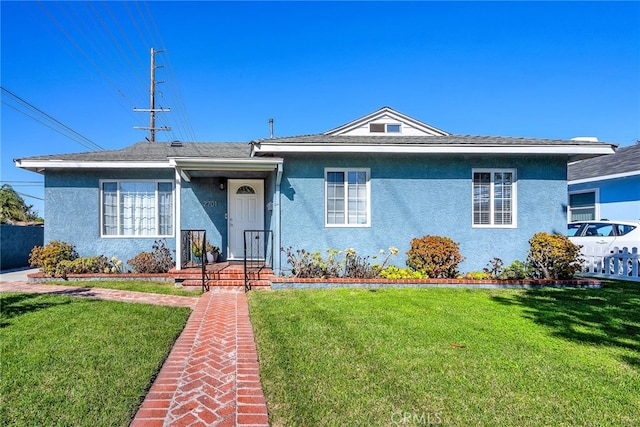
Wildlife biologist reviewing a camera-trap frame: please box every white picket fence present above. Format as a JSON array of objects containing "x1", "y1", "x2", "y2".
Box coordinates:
[{"x1": 579, "y1": 246, "x2": 640, "y2": 282}]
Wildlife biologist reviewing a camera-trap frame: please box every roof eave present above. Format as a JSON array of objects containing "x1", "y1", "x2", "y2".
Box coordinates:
[
  {"x1": 569, "y1": 170, "x2": 640, "y2": 185},
  {"x1": 252, "y1": 143, "x2": 616, "y2": 157},
  {"x1": 14, "y1": 159, "x2": 172, "y2": 173}
]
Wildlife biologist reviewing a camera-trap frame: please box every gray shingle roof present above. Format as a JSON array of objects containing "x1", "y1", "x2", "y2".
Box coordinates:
[
  {"x1": 15, "y1": 141, "x2": 251, "y2": 162},
  {"x1": 252, "y1": 134, "x2": 612, "y2": 146},
  {"x1": 568, "y1": 143, "x2": 640, "y2": 181}
]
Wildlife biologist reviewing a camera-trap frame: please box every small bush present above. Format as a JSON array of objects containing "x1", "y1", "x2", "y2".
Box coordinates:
[
  {"x1": 55, "y1": 256, "x2": 111, "y2": 278},
  {"x1": 483, "y1": 257, "x2": 504, "y2": 279},
  {"x1": 343, "y1": 248, "x2": 378, "y2": 279},
  {"x1": 127, "y1": 252, "x2": 159, "y2": 274},
  {"x1": 152, "y1": 240, "x2": 174, "y2": 272},
  {"x1": 498, "y1": 260, "x2": 532, "y2": 280},
  {"x1": 379, "y1": 266, "x2": 428, "y2": 279},
  {"x1": 464, "y1": 271, "x2": 491, "y2": 280},
  {"x1": 406, "y1": 235, "x2": 465, "y2": 278},
  {"x1": 29, "y1": 241, "x2": 78, "y2": 276},
  {"x1": 281, "y1": 247, "x2": 342, "y2": 278},
  {"x1": 127, "y1": 240, "x2": 175, "y2": 274},
  {"x1": 527, "y1": 232, "x2": 583, "y2": 280}
]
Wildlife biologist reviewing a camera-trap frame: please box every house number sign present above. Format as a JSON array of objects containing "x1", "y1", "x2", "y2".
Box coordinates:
[{"x1": 203, "y1": 201, "x2": 218, "y2": 207}]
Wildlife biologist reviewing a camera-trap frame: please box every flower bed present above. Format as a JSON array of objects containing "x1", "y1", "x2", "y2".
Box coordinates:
[
  {"x1": 270, "y1": 277, "x2": 602, "y2": 290},
  {"x1": 27, "y1": 272, "x2": 172, "y2": 283}
]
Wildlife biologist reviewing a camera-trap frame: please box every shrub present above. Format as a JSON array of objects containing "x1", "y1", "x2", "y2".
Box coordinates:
[
  {"x1": 281, "y1": 247, "x2": 342, "y2": 278},
  {"x1": 343, "y1": 248, "x2": 379, "y2": 279},
  {"x1": 55, "y1": 255, "x2": 111, "y2": 278},
  {"x1": 527, "y1": 232, "x2": 583, "y2": 279},
  {"x1": 406, "y1": 235, "x2": 465, "y2": 278},
  {"x1": 379, "y1": 266, "x2": 428, "y2": 279},
  {"x1": 498, "y1": 260, "x2": 532, "y2": 280},
  {"x1": 126, "y1": 240, "x2": 174, "y2": 274},
  {"x1": 29, "y1": 241, "x2": 78, "y2": 276},
  {"x1": 464, "y1": 271, "x2": 490, "y2": 280},
  {"x1": 127, "y1": 252, "x2": 159, "y2": 274},
  {"x1": 152, "y1": 240, "x2": 174, "y2": 272},
  {"x1": 483, "y1": 257, "x2": 504, "y2": 279}
]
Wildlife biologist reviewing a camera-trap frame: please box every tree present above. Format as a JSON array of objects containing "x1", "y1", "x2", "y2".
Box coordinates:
[{"x1": 0, "y1": 184, "x2": 42, "y2": 224}]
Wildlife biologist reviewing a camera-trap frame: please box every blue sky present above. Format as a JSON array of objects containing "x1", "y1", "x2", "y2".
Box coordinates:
[{"x1": 2, "y1": 1, "x2": 639, "y2": 216}]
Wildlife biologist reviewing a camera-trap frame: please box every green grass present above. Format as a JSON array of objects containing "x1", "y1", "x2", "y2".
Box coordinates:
[
  {"x1": 42, "y1": 280, "x2": 202, "y2": 296},
  {"x1": 248, "y1": 280, "x2": 640, "y2": 426},
  {"x1": 0, "y1": 293, "x2": 191, "y2": 426}
]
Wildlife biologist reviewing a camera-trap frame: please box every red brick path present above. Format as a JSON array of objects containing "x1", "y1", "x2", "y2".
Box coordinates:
[
  {"x1": 0, "y1": 282, "x2": 198, "y2": 308},
  {"x1": 130, "y1": 290, "x2": 269, "y2": 427}
]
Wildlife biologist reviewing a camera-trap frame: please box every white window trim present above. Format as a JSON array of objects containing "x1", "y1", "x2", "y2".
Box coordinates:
[
  {"x1": 472, "y1": 168, "x2": 518, "y2": 229},
  {"x1": 99, "y1": 179, "x2": 175, "y2": 238},
  {"x1": 324, "y1": 168, "x2": 371, "y2": 228},
  {"x1": 368, "y1": 123, "x2": 402, "y2": 134},
  {"x1": 568, "y1": 188, "x2": 600, "y2": 222},
  {"x1": 385, "y1": 123, "x2": 402, "y2": 133}
]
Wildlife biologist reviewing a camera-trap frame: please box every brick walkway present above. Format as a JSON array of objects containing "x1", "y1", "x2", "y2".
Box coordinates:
[
  {"x1": 0, "y1": 282, "x2": 199, "y2": 309},
  {"x1": 131, "y1": 290, "x2": 269, "y2": 427},
  {"x1": 1, "y1": 281, "x2": 270, "y2": 426}
]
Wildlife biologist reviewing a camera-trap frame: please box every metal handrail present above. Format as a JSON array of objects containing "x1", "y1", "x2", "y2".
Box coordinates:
[
  {"x1": 243, "y1": 230, "x2": 273, "y2": 291},
  {"x1": 180, "y1": 229, "x2": 209, "y2": 292}
]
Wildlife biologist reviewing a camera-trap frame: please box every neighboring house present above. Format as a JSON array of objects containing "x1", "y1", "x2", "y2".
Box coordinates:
[
  {"x1": 15, "y1": 107, "x2": 615, "y2": 274},
  {"x1": 568, "y1": 142, "x2": 640, "y2": 222}
]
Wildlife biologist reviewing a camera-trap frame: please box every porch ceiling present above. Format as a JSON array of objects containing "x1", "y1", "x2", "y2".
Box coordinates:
[
  {"x1": 169, "y1": 157, "x2": 283, "y2": 182},
  {"x1": 187, "y1": 170, "x2": 270, "y2": 179}
]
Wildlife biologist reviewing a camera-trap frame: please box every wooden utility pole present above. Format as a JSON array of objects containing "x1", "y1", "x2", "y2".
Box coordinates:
[{"x1": 134, "y1": 48, "x2": 171, "y2": 142}]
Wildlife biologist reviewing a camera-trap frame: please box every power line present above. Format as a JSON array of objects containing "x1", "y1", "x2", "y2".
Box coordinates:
[
  {"x1": 1, "y1": 87, "x2": 105, "y2": 151},
  {"x1": 16, "y1": 192, "x2": 45, "y2": 201},
  {"x1": 33, "y1": 1, "x2": 197, "y2": 144}
]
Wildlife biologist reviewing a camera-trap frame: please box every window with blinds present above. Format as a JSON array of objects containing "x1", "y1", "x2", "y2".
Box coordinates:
[
  {"x1": 101, "y1": 180, "x2": 174, "y2": 237},
  {"x1": 569, "y1": 191, "x2": 596, "y2": 221},
  {"x1": 473, "y1": 169, "x2": 517, "y2": 227}
]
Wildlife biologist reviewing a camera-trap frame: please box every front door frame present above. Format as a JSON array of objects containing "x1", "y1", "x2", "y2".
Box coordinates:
[{"x1": 227, "y1": 179, "x2": 265, "y2": 259}]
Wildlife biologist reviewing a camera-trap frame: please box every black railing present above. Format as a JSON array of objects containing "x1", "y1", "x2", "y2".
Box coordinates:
[
  {"x1": 180, "y1": 229, "x2": 209, "y2": 292},
  {"x1": 243, "y1": 230, "x2": 273, "y2": 291}
]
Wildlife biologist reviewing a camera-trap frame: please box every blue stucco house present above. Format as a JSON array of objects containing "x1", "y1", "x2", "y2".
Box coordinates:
[
  {"x1": 15, "y1": 107, "x2": 615, "y2": 274},
  {"x1": 568, "y1": 142, "x2": 640, "y2": 222}
]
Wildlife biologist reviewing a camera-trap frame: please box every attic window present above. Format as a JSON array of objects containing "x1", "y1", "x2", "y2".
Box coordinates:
[
  {"x1": 370, "y1": 123, "x2": 385, "y2": 133},
  {"x1": 369, "y1": 123, "x2": 401, "y2": 133}
]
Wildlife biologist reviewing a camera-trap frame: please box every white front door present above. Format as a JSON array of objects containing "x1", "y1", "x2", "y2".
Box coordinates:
[{"x1": 228, "y1": 179, "x2": 264, "y2": 259}]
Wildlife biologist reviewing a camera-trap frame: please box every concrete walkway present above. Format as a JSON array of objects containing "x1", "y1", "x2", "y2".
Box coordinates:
[{"x1": 0, "y1": 279, "x2": 270, "y2": 426}]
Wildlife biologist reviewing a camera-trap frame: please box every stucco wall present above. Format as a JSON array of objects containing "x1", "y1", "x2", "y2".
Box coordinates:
[
  {"x1": 279, "y1": 153, "x2": 568, "y2": 273},
  {"x1": 45, "y1": 168, "x2": 176, "y2": 267},
  {"x1": 181, "y1": 177, "x2": 228, "y2": 259},
  {"x1": 569, "y1": 175, "x2": 640, "y2": 221},
  {"x1": 0, "y1": 224, "x2": 44, "y2": 270}
]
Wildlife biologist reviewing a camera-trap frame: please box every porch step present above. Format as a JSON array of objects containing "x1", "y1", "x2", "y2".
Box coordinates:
[{"x1": 179, "y1": 279, "x2": 271, "y2": 290}]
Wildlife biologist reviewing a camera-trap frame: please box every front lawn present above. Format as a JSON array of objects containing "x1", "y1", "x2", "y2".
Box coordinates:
[
  {"x1": 42, "y1": 280, "x2": 202, "y2": 296},
  {"x1": 248, "y1": 280, "x2": 640, "y2": 426},
  {"x1": 0, "y1": 293, "x2": 190, "y2": 426}
]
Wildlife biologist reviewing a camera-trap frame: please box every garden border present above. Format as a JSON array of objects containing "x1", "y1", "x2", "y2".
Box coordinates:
[
  {"x1": 269, "y1": 277, "x2": 602, "y2": 290},
  {"x1": 27, "y1": 272, "x2": 172, "y2": 283}
]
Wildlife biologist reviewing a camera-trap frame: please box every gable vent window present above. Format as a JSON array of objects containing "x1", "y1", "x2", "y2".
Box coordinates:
[
  {"x1": 369, "y1": 123, "x2": 401, "y2": 133},
  {"x1": 370, "y1": 123, "x2": 385, "y2": 133}
]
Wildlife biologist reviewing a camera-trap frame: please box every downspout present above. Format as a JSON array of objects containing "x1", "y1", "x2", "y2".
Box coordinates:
[
  {"x1": 175, "y1": 168, "x2": 182, "y2": 270},
  {"x1": 274, "y1": 162, "x2": 283, "y2": 275}
]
